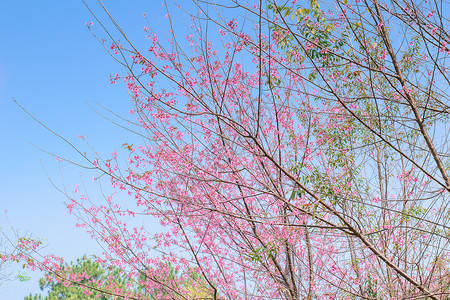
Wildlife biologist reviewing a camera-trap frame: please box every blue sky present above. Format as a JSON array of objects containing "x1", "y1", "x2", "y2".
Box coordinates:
[{"x1": 0, "y1": 1, "x2": 170, "y2": 298}]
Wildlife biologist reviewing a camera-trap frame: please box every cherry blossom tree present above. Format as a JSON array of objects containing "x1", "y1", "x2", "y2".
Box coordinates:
[{"x1": 17, "y1": 0, "x2": 450, "y2": 299}]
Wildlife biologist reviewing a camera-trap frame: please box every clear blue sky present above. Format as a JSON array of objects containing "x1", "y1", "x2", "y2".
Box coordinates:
[{"x1": 0, "y1": 1, "x2": 170, "y2": 298}]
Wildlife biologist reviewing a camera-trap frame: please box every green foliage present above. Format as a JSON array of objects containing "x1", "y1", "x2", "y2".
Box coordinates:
[
  {"x1": 268, "y1": 0, "x2": 345, "y2": 68},
  {"x1": 247, "y1": 243, "x2": 279, "y2": 263},
  {"x1": 25, "y1": 256, "x2": 213, "y2": 300},
  {"x1": 362, "y1": 276, "x2": 378, "y2": 298},
  {"x1": 16, "y1": 271, "x2": 31, "y2": 282},
  {"x1": 24, "y1": 256, "x2": 135, "y2": 300}
]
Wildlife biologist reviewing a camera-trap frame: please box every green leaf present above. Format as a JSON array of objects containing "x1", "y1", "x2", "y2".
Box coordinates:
[{"x1": 17, "y1": 273, "x2": 31, "y2": 282}]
